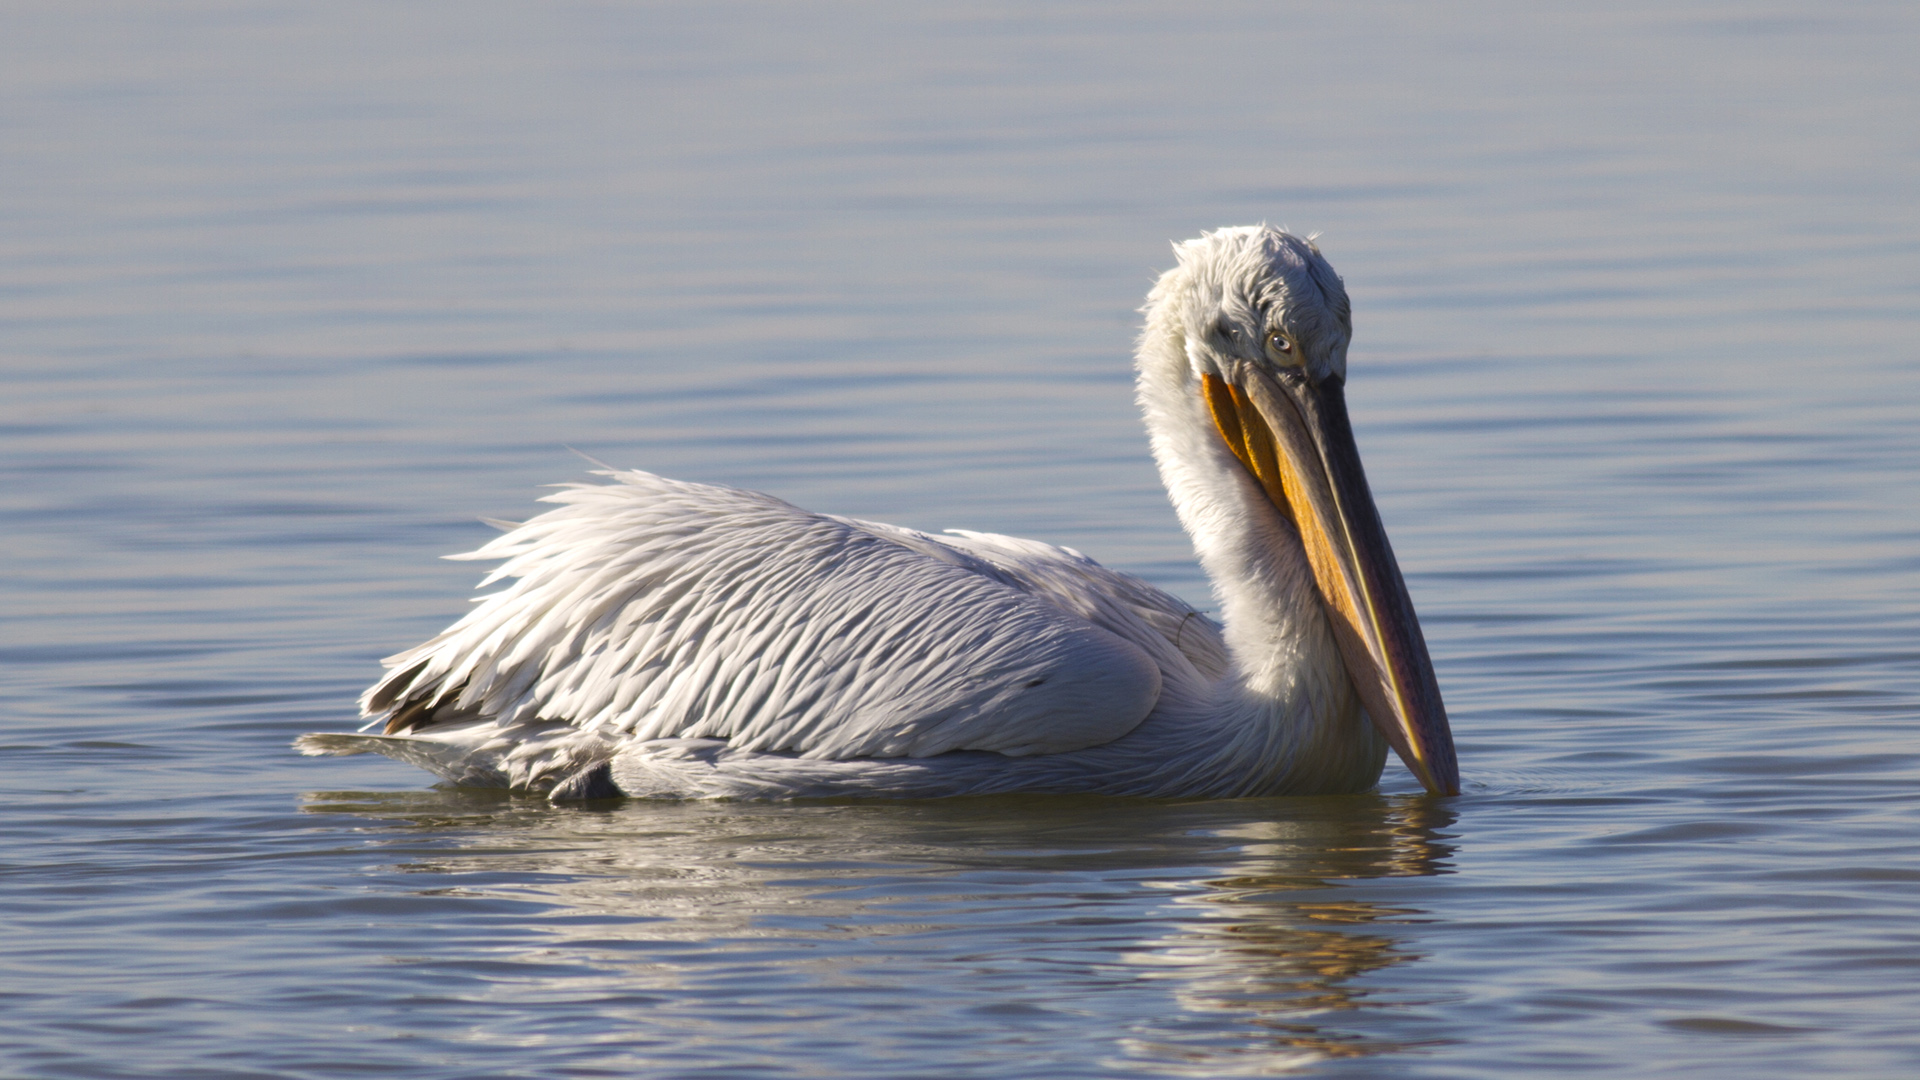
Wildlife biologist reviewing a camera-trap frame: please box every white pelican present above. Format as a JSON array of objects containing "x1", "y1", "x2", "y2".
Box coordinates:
[{"x1": 298, "y1": 226, "x2": 1458, "y2": 800}]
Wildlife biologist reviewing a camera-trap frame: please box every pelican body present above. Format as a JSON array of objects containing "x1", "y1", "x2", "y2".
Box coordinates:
[{"x1": 298, "y1": 227, "x2": 1458, "y2": 800}]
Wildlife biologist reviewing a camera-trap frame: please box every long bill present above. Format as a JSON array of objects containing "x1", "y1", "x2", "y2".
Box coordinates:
[{"x1": 1202, "y1": 367, "x2": 1459, "y2": 796}]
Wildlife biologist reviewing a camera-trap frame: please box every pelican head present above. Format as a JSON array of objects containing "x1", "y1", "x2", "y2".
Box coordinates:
[{"x1": 1138, "y1": 226, "x2": 1458, "y2": 795}]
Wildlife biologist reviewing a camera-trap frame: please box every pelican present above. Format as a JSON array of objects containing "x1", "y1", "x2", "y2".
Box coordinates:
[{"x1": 298, "y1": 226, "x2": 1458, "y2": 800}]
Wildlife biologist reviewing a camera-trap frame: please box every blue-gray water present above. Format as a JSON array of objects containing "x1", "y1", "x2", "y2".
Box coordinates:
[{"x1": 5, "y1": 2, "x2": 1918, "y2": 1076}]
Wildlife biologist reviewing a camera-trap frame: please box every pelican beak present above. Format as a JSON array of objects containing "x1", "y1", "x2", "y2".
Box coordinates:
[{"x1": 1202, "y1": 367, "x2": 1459, "y2": 796}]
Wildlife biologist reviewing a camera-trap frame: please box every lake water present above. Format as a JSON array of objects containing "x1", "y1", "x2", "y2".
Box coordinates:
[{"x1": 4, "y1": 1, "x2": 1918, "y2": 1076}]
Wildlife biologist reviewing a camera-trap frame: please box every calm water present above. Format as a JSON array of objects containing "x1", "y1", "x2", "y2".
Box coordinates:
[{"x1": 5, "y1": 2, "x2": 1919, "y2": 1076}]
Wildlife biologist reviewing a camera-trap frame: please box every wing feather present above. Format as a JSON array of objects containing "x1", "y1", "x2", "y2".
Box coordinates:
[
  {"x1": 364, "y1": 470, "x2": 1165, "y2": 760},
  {"x1": 861, "y1": 524, "x2": 1231, "y2": 685}
]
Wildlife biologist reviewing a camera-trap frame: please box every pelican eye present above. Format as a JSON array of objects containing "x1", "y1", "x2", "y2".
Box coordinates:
[{"x1": 1265, "y1": 330, "x2": 1299, "y2": 365}]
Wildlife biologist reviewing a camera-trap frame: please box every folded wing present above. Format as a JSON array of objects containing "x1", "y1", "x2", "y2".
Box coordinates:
[{"x1": 362, "y1": 469, "x2": 1166, "y2": 760}]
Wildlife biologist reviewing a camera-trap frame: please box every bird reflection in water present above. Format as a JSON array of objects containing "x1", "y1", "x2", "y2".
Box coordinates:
[
  {"x1": 302, "y1": 792, "x2": 1455, "y2": 1074},
  {"x1": 1116, "y1": 799, "x2": 1455, "y2": 1073}
]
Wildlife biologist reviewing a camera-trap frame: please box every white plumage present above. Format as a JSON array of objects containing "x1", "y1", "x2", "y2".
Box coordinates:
[{"x1": 299, "y1": 226, "x2": 1458, "y2": 800}]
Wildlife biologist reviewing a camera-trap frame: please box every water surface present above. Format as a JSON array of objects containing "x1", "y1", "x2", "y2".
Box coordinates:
[{"x1": 3, "y1": 2, "x2": 1918, "y2": 1076}]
